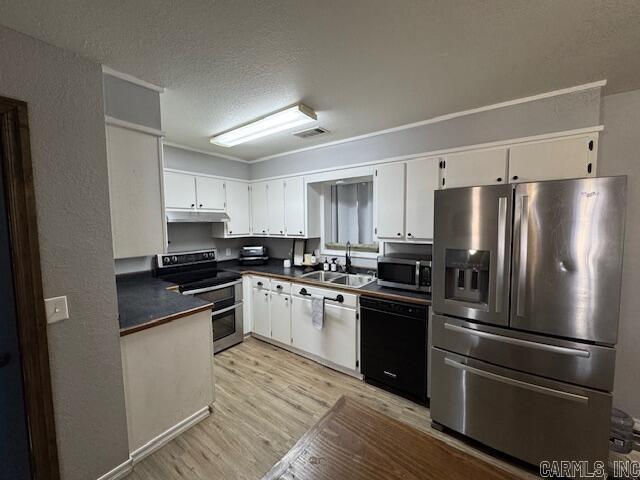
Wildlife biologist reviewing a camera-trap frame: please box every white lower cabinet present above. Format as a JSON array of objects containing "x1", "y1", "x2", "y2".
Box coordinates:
[
  {"x1": 252, "y1": 286, "x2": 271, "y2": 338},
  {"x1": 270, "y1": 292, "x2": 291, "y2": 344},
  {"x1": 290, "y1": 284, "x2": 358, "y2": 371}
]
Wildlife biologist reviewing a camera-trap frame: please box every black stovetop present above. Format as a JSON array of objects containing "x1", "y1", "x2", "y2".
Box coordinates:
[{"x1": 155, "y1": 266, "x2": 241, "y2": 292}]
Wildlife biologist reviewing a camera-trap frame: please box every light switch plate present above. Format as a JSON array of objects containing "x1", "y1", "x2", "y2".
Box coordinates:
[
  {"x1": 45, "y1": 296, "x2": 69, "y2": 324},
  {"x1": 225, "y1": 248, "x2": 231, "y2": 256}
]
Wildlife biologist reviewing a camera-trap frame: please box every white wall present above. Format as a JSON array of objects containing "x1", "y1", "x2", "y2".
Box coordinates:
[
  {"x1": 250, "y1": 88, "x2": 601, "y2": 179},
  {"x1": 599, "y1": 88, "x2": 640, "y2": 421},
  {"x1": 164, "y1": 144, "x2": 250, "y2": 180},
  {"x1": 0, "y1": 27, "x2": 129, "y2": 479}
]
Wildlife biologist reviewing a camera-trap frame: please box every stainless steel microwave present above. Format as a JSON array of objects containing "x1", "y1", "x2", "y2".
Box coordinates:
[{"x1": 377, "y1": 255, "x2": 432, "y2": 292}]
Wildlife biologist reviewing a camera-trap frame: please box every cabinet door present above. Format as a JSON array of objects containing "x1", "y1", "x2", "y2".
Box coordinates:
[
  {"x1": 320, "y1": 305, "x2": 357, "y2": 370},
  {"x1": 106, "y1": 125, "x2": 165, "y2": 258},
  {"x1": 375, "y1": 163, "x2": 405, "y2": 239},
  {"x1": 405, "y1": 157, "x2": 440, "y2": 241},
  {"x1": 291, "y1": 295, "x2": 317, "y2": 356},
  {"x1": 164, "y1": 172, "x2": 196, "y2": 209},
  {"x1": 443, "y1": 148, "x2": 508, "y2": 188},
  {"x1": 225, "y1": 181, "x2": 251, "y2": 236},
  {"x1": 251, "y1": 182, "x2": 269, "y2": 235},
  {"x1": 268, "y1": 180, "x2": 286, "y2": 235},
  {"x1": 252, "y1": 287, "x2": 271, "y2": 338},
  {"x1": 270, "y1": 293, "x2": 291, "y2": 345},
  {"x1": 508, "y1": 135, "x2": 597, "y2": 184},
  {"x1": 284, "y1": 176, "x2": 305, "y2": 237},
  {"x1": 195, "y1": 176, "x2": 226, "y2": 210}
]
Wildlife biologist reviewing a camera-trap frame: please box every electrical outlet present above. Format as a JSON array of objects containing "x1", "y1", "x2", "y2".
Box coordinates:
[
  {"x1": 45, "y1": 296, "x2": 69, "y2": 324},
  {"x1": 225, "y1": 248, "x2": 231, "y2": 256}
]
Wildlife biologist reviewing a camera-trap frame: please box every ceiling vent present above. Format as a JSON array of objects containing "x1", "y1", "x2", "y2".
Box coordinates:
[{"x1": 293, "y1": 127, "x2": 329, "y2": 139}]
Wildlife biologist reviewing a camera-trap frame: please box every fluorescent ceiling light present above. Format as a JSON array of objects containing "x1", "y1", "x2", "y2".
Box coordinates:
[{"x1": 210, "y1": 104, "x2": 317, "y2": 147}]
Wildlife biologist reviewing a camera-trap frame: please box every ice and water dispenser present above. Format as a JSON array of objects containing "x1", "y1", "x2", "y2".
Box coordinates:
[{"x1": 444, "y1": 249, "x2": 490, "y2": 305}]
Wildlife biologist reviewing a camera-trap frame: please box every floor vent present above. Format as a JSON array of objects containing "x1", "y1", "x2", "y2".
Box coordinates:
[{"x1": 293, "y1": 127, "x2": 329, "y2": 139}]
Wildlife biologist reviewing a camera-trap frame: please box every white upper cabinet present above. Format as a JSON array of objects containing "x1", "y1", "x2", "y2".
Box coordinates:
[
  {"x1": 164, "y1": 172, "x2": 226, "y2": 211},
  {"x1": 106, "y1": 125, "x2": 165, "y2": 259},
  {"x1": 284, "y1": 176, "x2": 305, "y2": 236},
  {"x1": 225, "y1": 180, "x2": 251, "y2": 236},
  {"x1": 251, "y1": 181, "x2": 269, "y2": 235},
  {"x1": 508, "y1": 135, "x2": 597, "y2": 184},
  {"x1": 267, "y1": 180, "x2": 286, "y2": 236},
  {"x1": 375, "y1": 162, "x2": 406, "y2": 239},
  {"x1": 442, "y1": 148, "x2": 509, "y2": 189},
  {"x1": 195, "y1": 176, "x2": 226, "y2": 210},
  {"x1": 164, "y1": 172, "x2": 196, "y2": 209},
  {"x1": 405, "y1": 157, "x2": 440, "y2": 241}
]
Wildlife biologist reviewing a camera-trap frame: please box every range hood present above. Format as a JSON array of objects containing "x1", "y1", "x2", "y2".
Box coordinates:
[{"x1": 166, "y1": 210, "x2": 230, "y2": 223}]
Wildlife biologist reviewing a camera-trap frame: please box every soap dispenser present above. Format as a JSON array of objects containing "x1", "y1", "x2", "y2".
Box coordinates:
[
  {"x1": 330, "y1": 258, "x2": 338, "y2": 272},
  {"x1": 323, "y1": 257, "x2": 330, "y2": 271}
]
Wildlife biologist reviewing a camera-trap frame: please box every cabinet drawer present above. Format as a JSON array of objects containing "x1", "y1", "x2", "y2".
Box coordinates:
[
  {"x1": 291, "y1": 283, "x2": 357, "y2": 309},
  {"x1": 430, "y1": 348, "x2": 611, "y2": 466},
  {"x1": 432, "y1": 314, "x2": 615, "y2": 391},
  {"x1": 251, "y1": 276, "x2": 270, "y2": 290},
  {"x1": 270, "y1": 280, "x2": 291, "y2": 295}
]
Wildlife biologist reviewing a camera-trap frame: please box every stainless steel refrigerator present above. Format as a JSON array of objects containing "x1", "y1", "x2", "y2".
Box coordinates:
[{"x1": 431, "y1": 176, "x2": 627, "y2": 467}]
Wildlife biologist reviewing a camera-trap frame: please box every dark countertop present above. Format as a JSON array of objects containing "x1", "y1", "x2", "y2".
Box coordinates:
[
  {"x1": 219, "y1": 259, "x2": 431, "y2": 306},
  {"x1": 116, "y1": 273, "x2": 213, "y2": 336}
]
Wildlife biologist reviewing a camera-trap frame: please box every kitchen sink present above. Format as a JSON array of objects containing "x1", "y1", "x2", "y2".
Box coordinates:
[
  {"x1": 329, "y1": 274, "x2": 376, "y2": 288},
  {"x1": 300, "y1": 271, "x2": 346, "y2": 282},
  {"x1": 300, "y1": 270, "x2": 376, "y2": 289}
]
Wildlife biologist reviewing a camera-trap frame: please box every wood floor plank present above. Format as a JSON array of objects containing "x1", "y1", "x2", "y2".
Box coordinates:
[{"x1": 129, "y1": 337, "x2": 537, "y2": 479}]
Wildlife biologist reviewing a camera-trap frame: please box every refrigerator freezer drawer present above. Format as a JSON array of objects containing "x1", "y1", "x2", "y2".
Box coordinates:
[
  {"x1": 432, "y1": 314, "x2": 616, "y2": 391},
  {"x1": 431, "y1": 348, "x2": 611, "y2": 467}
]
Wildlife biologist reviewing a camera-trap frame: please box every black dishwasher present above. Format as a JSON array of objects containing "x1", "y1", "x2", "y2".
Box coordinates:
[{"x1": 360, "y1": 297, "x2": 428, "y2": 404}]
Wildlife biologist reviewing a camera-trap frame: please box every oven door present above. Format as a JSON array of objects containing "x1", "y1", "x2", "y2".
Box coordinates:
[
  {"x1": 377, "y1": 259, "x2": 418, "y2": 290},
  {"x1": 211, "y1": 303, "x2": 244, "y2": 353},
  {"x1": 187, "y1": 280, "x2": 244, "y2": 354}
]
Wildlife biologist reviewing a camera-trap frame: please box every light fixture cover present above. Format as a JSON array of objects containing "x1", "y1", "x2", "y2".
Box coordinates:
[{"x1": 210, "y1": 104, "x2": 317, "y2": 147}]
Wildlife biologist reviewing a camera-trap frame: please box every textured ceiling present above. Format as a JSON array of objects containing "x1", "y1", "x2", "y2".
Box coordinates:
[{"x1": 2, "y1": 0, "x2": 640, "y2": 161}]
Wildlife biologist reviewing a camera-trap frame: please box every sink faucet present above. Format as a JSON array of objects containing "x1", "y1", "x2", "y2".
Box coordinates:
[{"x1": 344, "y1": 241, "x2": 352, "y2": 273}]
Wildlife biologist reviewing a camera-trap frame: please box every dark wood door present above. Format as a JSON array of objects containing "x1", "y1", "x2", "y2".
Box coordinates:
[
  {"x1": 0, "y1": 96, "x2": 59, "y2": 479},
  {"x1": 0, "y1": 131, "x2": 31, "y2": 479}
]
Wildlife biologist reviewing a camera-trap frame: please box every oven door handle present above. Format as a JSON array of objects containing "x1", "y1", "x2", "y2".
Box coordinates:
[
  {"x1": 212, "y1": 303, "x2": 242, "y2": 316},
  {"x1": 182, "y1": 279, "x2": 242, "y2": 295}
]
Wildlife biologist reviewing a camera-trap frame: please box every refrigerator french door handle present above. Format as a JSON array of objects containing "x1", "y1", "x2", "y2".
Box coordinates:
[
  {"x1": 495, "y1": 196, "x2": 508, "y2": 313},
  {"x1": 516, "y1": 195, "x2": 529, "y2": 317},
  {"x1": 444, "y1": 357, "x2": 589, "y2": 404},
  {"x1": 443, "y1": 323, "x2": 590, "y2": 357}
]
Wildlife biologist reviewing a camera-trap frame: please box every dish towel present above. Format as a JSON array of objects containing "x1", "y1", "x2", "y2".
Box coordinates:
[{"x1": 311, "y1": 294, "x2": 325, "y2": 330}]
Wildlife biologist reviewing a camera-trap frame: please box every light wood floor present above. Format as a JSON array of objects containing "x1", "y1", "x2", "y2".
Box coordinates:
[{"x1": 128, "y1": 337, "x2": 537, "y2": 479}]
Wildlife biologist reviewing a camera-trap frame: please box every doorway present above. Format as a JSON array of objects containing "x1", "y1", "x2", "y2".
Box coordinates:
[{"x1": 0, "y1": 96, "x2": 60, "y2": 479}]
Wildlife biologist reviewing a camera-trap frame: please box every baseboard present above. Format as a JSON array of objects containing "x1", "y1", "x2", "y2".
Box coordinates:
[
  {"x1": 130, "y1": 406, "x2": 211, "y2": 465},
  {"x1": 96, "y1": 458, "x2": 133, "y2": 480}
]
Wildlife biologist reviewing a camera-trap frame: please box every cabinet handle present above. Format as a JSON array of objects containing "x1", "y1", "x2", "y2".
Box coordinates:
[
  {"x1": 280, "y1": 230, "x2": 283, "y2": 234},
  {"x1": 407, "y1": 233, "x2": 412, "y2": 237},
  {"x1": 397, "y1": 232, "x2": 401, "y2": 236},
  {"x1": 199, "y1": 203, "x2": 203, "y2": 208},
  {"x1": 262, "y1": 230, "x2": 266, "y2": 233},
  {"x1": 276, "y1": 285, "x2": 283, "y2": 290},
  {"x1": 191, "y1": 203, "x2": 195, "y2": 208},
  {"x1": 512, "y1": 175, "x2": 519, "y2": 181},
  {"x1": 257, "y1": 281, "x2": 263, "y2": 286},
  {"x1": 497, "y1": 177, "x2": 502, "y2": 182},
  {"x1": 299, "y1": 230, "x2": 303, "y2": 234},
  {"x1": 229, "y1": 230, "x2": 233, "y2": 234}
]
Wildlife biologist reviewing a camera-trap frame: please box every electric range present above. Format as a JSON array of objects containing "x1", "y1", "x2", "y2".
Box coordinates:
[{"x1": 155, "y1": 249, "x2": 243, "y2": 353}]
